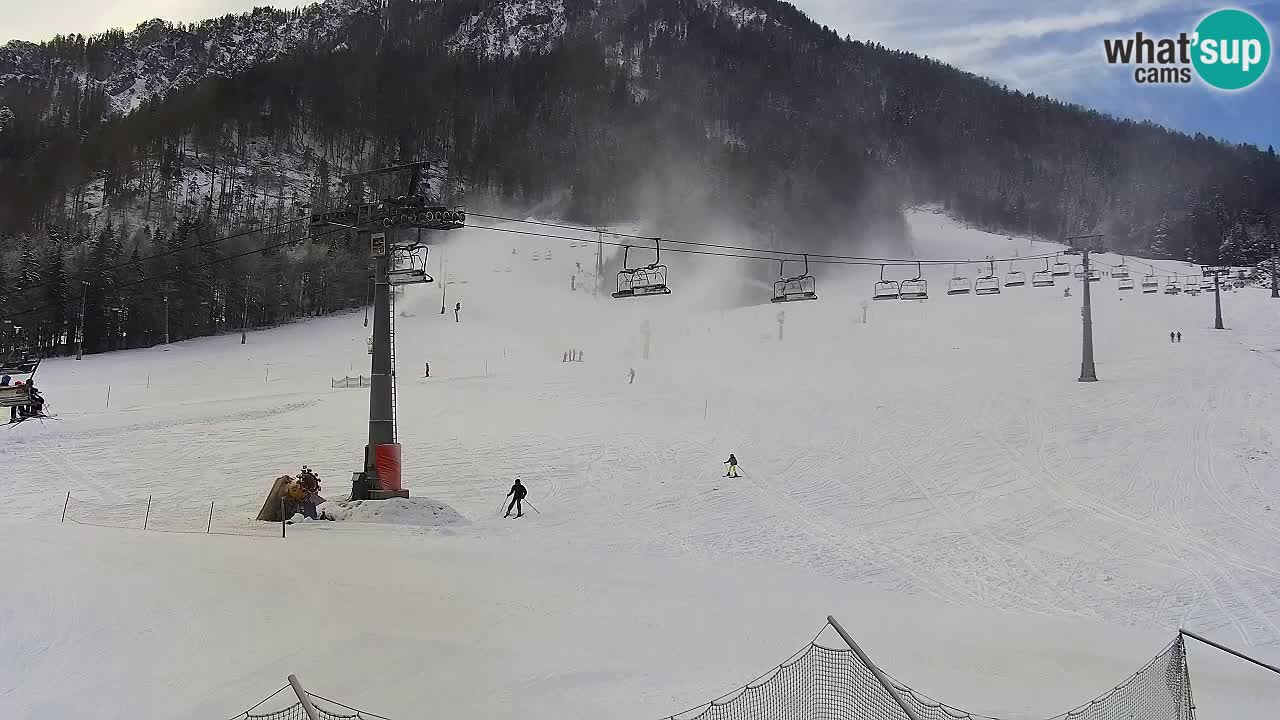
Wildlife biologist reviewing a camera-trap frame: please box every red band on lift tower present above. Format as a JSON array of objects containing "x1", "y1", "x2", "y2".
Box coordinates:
[{"x1": 374, "y1": 443, "x2": 402, "y2": 491}]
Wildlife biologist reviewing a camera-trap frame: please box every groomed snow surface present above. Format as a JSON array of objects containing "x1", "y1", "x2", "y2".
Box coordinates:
[{"x1": 3, "y1": 209, "x2": 1280, "y2": 719}]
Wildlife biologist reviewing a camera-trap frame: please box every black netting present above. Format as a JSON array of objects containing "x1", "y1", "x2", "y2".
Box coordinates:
[
  {"x1": 245, "y1": 702, "x2": 361, "y2": 720},
  {"x1": 666, "y1": 628, "x2": 1194, "y2": 720}
]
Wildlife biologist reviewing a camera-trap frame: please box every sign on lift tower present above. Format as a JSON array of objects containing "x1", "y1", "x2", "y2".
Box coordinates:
[{"x1": 310, "y1": 161, "x2": 465, "y2": 500}]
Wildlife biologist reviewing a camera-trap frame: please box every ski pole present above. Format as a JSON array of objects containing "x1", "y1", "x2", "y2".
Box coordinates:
[{"x1": 524, "y1": 501, "x2": 541, "y2": 515}]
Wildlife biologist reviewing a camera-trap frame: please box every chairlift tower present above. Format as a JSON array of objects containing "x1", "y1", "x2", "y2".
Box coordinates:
[
  {"x1": 1065, "y1": 234, "x2": 1104, "y2": 382},
  {"x1": 310, "y1": 160, "x2": 465, "y2": 500}
]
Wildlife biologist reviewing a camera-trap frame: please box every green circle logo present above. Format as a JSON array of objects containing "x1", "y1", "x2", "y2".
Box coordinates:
[{"x1": 1192, "y1": 9, "x2": 1271, "y2": 90}]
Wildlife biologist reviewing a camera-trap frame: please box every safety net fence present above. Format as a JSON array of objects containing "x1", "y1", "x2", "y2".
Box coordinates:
[
  {"x1": 226, "y1": 682, "x2": 390, "y2": 720},
  {"x1": 62, "y1": 492, "x2": 284, "y2": 537},
  {"x1": 225, "y1": 619, "x2": 1204, "y2": 720}
]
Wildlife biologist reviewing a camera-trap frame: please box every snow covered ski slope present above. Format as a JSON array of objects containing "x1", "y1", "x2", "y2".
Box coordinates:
[{"x1": 2, "y1": 209, "x2": 1280, "y2": 719}]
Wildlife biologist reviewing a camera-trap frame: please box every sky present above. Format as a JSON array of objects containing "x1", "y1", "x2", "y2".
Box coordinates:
[{"x1": 0, "y1": 0, "x2": 1276, "y2": 149}]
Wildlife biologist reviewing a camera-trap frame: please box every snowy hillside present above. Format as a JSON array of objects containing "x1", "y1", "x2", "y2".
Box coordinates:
[{"x1": 3, "y1": 210, "x2": 1280, "y2": 719}]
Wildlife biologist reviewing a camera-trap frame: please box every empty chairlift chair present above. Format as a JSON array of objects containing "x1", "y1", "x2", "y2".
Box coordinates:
[
  {"x1": 1165, "y1": 277, "x2": 1182, "y2": 295},
  {"x1": 1074, "y1": 264, "x2": 1086, "y2": 279},
  {"x1": 1087, "y1": 267, "x2": 1102, "y2": 282},
  {"x1": 612, "y1": 242, "x2": 672, "y2": 299},
  {"x1": 385, "y1": 244, "x2": 434, "y2": 286},
  {"x1": 1112, "y1": 259, "x2": 1131, "y2": 281},
  {"x1": 947, "y1": 264, "x2": 972, "y2": 295},
  {"x1": 1032, "y1": 258, "x2": 1055, "y2": 287},
  {"x1": 771, "y1": 255, "x2": 818, "y2": 303},
  {"x1": 873, "y1": 265, "x2": 900, "y2": 300},
  {"x1": 974, "y1": 261, "x2": 1001, "y2": 295},
  {"x1": 1117, "y1": 276, "x2": 1135, "y2": 290},
  {"x1": 1051, "y1": 256, "x2": 1072, "y2": 276},
  {"x1": 1004, "y1": 260, "x2": 1026, "y2": 287},
  {"x1": 899, "y1": 262, "x2": 928, "y2": 300},
  {"x1": 1142, "y1": 274, "x2": 1160, "y2": 293}
]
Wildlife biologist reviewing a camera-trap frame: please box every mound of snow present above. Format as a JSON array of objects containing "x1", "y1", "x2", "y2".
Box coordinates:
[{"x1": 317, "y1": 497, "x2": 468, "y2": 527}]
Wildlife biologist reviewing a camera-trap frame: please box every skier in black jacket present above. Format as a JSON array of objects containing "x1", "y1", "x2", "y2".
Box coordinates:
[{"x1": 504, "y1": 478, "x2": 528, "y2": 518}]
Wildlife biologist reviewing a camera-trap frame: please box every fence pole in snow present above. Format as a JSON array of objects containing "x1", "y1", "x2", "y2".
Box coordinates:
[
  {"x1": 281, "y1": 498, "x2": 286, "y2": 538},
  {"x1": 61, "y1": 491, "x2": 69, "y2": 522},
  {"x1": 287, "y1": 675, "x2": 322, "y2": 720},
  {"x1": 143, "y1": 495, "x2": 152, "y2": 530},
  {"x1": 207, "y1": 501, "x2": 215, "y2": 534},
  {"x1": 105, "y1": 385, "x2": 111, "y2": 409},
  {"x1": 827, "y1": 615, "x2": 923, "y2": 720},
  {"x1": 1180, "y1": 628, "x2": 1280, "y2": 676}
]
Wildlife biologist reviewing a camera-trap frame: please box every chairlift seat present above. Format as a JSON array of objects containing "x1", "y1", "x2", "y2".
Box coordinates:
[
  {"x1": 872, "y1": 281, "x2": 900, "y2": 300},
  {"x1": 1118, "y1": 278, "x2": 1135, "y2": 290},
  {"x1": 946, "y1": 278, "x2": 971, "y2": 295},
  {"x1": 1004, "y1": 271, "x2": 1026, "y2": 287},
  {"x1": 1113, "y1": 268, "x2": 1130, "y2": 280},
  {"x1": 0, "y1": 357, "x2": 39, "y2": 376},
  {"x1": 1051, "y1": 263, "x2": 1071, "y2": 276},
  {"x1": 974, "y1": 277, "x2": 1001, "y2": 295},
  {"x1": 899, "y1": 279, "x2": 928, "y2": 300},
  {"x1": 613, "y1": 266, "x2": 671, "y2": 299},
  {"x1": 1032, "y1": 272, "x2": 1055, "y2": 287},
  {"x1": 387, "y1": 269, "x2": 433, "y2": 286},
  {"x1": 1087, "y1": 270, "x2": 1101, "y2": 282},
  {"x1": 771, "y1": 276, "x2": 817, "y2": 303},
  {"x1": 0, "y1": 384, "x2": 31, "y2": 408}
]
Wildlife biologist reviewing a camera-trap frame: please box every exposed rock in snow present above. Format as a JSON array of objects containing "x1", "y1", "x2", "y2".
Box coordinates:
[{"x1": 446, "y1": 0, "x2": 569, "y2": 58}]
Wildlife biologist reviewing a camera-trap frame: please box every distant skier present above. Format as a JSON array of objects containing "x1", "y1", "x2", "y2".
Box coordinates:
[
  {"x1": 563, "y1": 351, "x2": 569, "y2": 363},
  {"x1": 724, "y1": 454, "x2": 739, "y2": 478},
  {"x1": 454, "y1": 302, "x2": 461, "y2": 323},
  {"x1": 1177, "y1": 332, "x2": 1182, "y2": 343},
  {"x1": 1063, "y1": 287, "x2": 1071, "y2": 297},
  {"x1": 628, "y1": 368, "x2": 636, "y2": 384},
  {"x1": 1170, "y1": 331, "x2": 1175, "y2": 343},
  {"x1": 424, "y1": 362, "x2": 430, "y2": 377},
  {"x1": 504, "y1": 478, "x2": 528, "y2": 518}
]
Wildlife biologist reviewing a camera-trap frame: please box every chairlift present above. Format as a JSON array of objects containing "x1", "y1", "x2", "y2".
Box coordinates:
[
  {"x1": 1165, "y1": 277, "x2": 1182, "y2": 295},
  {"x1": 386, "y1": 244, "x2": 434, "y2": 286},
  {"x1": 1199, "y1": 277, "x2": 1214, "y2": 291},
  {"x1": 0, "y1": 352, "x2": 41, "y2": 409},
  {"x1": 1113, "y1": 259, "x2": 1130, "y2": 280},
  {"x1": 974, "y1": 261, "x2": 1001, "y2": 295},
  {"x1": 1051, "y1": 255, "x2": 1071, "y2": 276},
  {"x1": 899, "y1": 262, "x2": 928, "y2": 300},
  {"x1": 946, "y1": 264, "x2": 971, "y2": 295},
  {"x1": 1087, "y1": 268, "x2": 1101, "y2": 282},
  {"x1": 1141, "y1": 274, "x2": 1159, "y2": 293},
  {"x1": 872, "y1": 265, "x2": 900, "y2": 300},
  {"x1": 1073, "y1": 264, "x2": 1086, "y2": 279},
  {"x1": 1186, "y1": 284, "x2": 1200, "y2": 296},
  {"x1": 612, "y1": 242, "x2": 671, "y2": 299},
  {"x1": 771, "y1": 255, "x2": 818, "y2": 303},
  {"x1": 1004, "y1": 260, "x2": 1026, "y2": 287},
  {"x1": 1118, "y1": 277, "x2": 1135, "y2": 291},
  {"x1": 1032, "y1": 258, "x2": 1055, "y2": 287}
]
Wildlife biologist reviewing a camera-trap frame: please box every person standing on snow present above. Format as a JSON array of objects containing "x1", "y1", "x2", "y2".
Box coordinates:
[
  {"x1": 454, "y1": 302, "x2": 461, "y2": 322},
  {"x1": 1170, "y1": 331, "x2": 1175, "y2": 343},
  {"x1": 504, "y1": 478, "x2": 528, "y2": 518},
  {"x1": 724, "y1": 454, "x2": 740, "y2": 478},
  {"x1": 628, "y1": 368, "x2": 636, "y2": 384},
  {"x1": 1177, "y1": 332, "x2": 1182, "y2": 343}
]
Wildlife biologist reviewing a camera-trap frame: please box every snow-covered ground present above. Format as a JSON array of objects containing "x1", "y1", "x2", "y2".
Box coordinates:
[{"x1": 2, "y1": 210, "x2": 1279, "y2": 719}]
